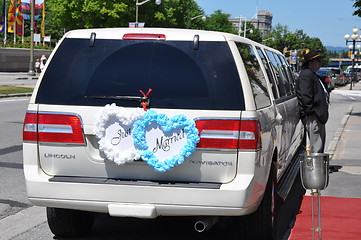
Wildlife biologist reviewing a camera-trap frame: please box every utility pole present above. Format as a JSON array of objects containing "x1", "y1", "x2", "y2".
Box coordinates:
[{"x1": 27, "y1": 0, "x2": 35, "y2": 76}]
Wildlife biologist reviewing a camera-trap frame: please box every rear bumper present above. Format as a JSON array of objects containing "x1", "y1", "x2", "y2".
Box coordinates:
[
  {"x1": 25, "y1": 167, "x2": 264, "y2": 218},
  {"x1": 24, "y1": 140, "x2": 268, "y2": 218},
  {"x1": 29, "y1": 197, "x2": 259, "y2": 219}
]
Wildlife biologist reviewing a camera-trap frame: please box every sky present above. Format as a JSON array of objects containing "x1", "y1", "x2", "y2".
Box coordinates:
[{"x1": 195, "y1": 0, "x2": 361, "y2": 47}]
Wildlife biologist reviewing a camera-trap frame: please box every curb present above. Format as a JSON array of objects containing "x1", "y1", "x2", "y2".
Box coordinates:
[
  {"x1": 0, "y1": 93, "x2": 32, "y2": 98},
  {"x1": 15, "y1": 77, "x2": 38, "y2": 80},
  {"x1": 326, "y1": 104, "x2": 354, "y2": 159}
]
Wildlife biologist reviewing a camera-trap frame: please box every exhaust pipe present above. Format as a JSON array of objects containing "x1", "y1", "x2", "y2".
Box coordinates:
[{"x1": 194, "y1": 217, "x2": 219, "y2": 233}]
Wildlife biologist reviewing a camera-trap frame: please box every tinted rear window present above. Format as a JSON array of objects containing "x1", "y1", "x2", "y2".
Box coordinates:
[{"x1": 36, "y1": 38, "x2": 245, "y2": 110}]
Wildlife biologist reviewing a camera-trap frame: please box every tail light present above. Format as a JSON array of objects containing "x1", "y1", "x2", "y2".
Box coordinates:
[
  {"x1": 324, "y1": 77, "x2": 330, "y2": 83},
  {"x1": 23, "y1": 112, "x2": 85, "y2": 145},
  {"x1": 195, "y1": 119, "x2": 261, "y2": 150}
]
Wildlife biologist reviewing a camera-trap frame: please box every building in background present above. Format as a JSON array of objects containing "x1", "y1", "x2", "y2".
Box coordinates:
[{"x1": 229, "y1": 10, "x2": 273, "y2": 38}]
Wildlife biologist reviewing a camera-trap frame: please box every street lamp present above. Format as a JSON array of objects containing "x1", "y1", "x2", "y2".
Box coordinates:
[
  {"x1": 237, "y1": 16, "x2": 253, "y2": 38},
  {"x1": 240, "y1": 28, "x2": 253, "y2": 38},
  {"x1": 344, "y1": 27, "x2": 361, "y2": 90},
  {"x1": 135, "y1": 0, "x2": 161, "y2": 28},
  {"x1": 187, "y1": 15, "x2": 206, "y2": 28},
  {"x1": 262, "y1": 37, "x2": 274, "y2": 43},
  {"x1": 189, "y1": 15, "x2": 207, "y2": 21}
]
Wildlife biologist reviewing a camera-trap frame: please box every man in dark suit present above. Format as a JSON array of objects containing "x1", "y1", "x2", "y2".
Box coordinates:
[{"x1": 296, "y1": 51, "x2": 329, "y2": 153}]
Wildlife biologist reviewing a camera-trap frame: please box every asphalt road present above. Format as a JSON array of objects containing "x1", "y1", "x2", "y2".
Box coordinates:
[{"x1": 0, "y1": 97, "x2": 30, "y2": 218}]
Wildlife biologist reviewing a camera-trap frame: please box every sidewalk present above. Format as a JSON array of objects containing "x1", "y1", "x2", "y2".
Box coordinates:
[
  {"x1": 0, "y1": 72, "x2": 38, "y2": 98},
  {"x1": 323, "y1": 81, "x2": 361, "y2": 198}
]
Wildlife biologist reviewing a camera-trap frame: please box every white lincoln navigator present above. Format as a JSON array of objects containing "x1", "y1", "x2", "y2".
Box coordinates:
[{"x1": 23, "y1": 28, "x2": 304, "y2": 239}]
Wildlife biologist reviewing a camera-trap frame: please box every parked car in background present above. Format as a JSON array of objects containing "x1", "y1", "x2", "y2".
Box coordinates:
[
  {"x1": 320, "y1": 67, "x2": 345, "y2": 85},
  {"x1": 343, "y1": 72, "x2": 352, "y2": 84},
  {"x1": 344, "y1": 65, "x2": 361, "y2": 83},
  {"x1": 316, "y1": 68, "x2": 335, "y2": 92}
]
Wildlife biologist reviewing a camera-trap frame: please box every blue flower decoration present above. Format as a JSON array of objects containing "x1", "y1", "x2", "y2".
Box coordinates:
[{"x1": 132, "y1": 110, "x2": 200, "y2": 172}]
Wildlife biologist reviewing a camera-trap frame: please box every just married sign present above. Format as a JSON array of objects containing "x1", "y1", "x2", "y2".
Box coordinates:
[{"x1": 93, "y1": 104, "x2": 200, "y2": 172}]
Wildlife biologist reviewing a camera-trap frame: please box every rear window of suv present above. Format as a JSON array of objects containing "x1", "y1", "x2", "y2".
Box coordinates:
[{"x1": 36, "y1": 38, "x2": 245, "y2": 110}]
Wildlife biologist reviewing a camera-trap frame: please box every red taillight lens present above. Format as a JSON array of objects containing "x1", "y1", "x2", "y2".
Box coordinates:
[
  {"x1": 122, "y1": 33, "x2": 166, "y2": 41},
  {"x1": 195, "y1": 119, "x2": 261, "y2": 150},
  {"x1": 324, "y1": 77, "x2": 330, "y2": 83},
  {"x1": 23, "y1": 112, "x2": 38, "y2": 142},
  {"x1": 23, "y1": 112, "x2": 85, "y2": 144}
]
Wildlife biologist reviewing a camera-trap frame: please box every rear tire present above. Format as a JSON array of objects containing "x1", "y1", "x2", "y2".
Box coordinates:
[
  {"x1": 234, "y1": 163, "x2": 278, "y2": 239},
  {"x1": 47, "y1": 207, "x2": 95, "y2": 238}
]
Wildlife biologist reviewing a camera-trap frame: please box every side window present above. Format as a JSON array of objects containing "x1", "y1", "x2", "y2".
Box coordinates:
[
  {"x1": 279, "y1": 55, "x2": 296, "y2": 93},
  {"x1": 236, "y1": 42, "x2": 271, "y2": 109},
  {"x1": 265, "y1": 50, "x2": 287, "y2": 97},
  {"x1": 273, "y1": 53, "x2": 292, "y2": 95},
  {"x1": 256, "y1": 47, "x2": 279, "y2": 99}
]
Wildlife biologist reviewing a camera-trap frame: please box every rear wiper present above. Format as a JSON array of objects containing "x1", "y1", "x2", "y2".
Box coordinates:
[
  {"x1": 86, "y1": 89, "x2": 153, "y2": 111},
  {"x1": 85, "y1": 95, "x2": 147, "y2": 101}
]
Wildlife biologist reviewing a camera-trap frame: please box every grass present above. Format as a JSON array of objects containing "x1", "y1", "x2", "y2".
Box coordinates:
[{"x1": 0, "y1": 85, "x2": 34, "y2": 95}]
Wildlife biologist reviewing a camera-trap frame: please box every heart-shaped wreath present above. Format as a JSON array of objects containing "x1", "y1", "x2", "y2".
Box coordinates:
[
  {"x1": 93, "y1": 104, "x2": 145, "y2": 165},
  {"x1": 132, "y1": 110, "x2": 200, "y2": 172}
]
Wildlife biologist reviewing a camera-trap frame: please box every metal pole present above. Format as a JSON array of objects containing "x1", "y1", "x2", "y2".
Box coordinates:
[
  {"x1": 350, "y1": 40, "x2": 355, "y2": 90},
  {"x1": 135, "y1": 0, "x2": 139, "y2": 28},
  {"x1": 22, "y1": 16, "x2": 24, "y2": 44},
  {"x1": 27, "y1": 0, "x2": 35, "y2": 76},
  {"x1": 311, "y1": 191, "x2": 315, "y2": 240},
  {"x1": 244, "y1": 19, "x2": 247, "y2": 38},
  {"x1": 4, "y1": 1, "x2": 7, "y2": 44},
  {"x1": 311, "y1": 189, "x2": 322, "y2": 240},
  {"x1": 14, "y1": 4, "x2": 16, "y2": 45},
  {"x1": 317, "y1": 191, "x2": 322, "y2": 240}
]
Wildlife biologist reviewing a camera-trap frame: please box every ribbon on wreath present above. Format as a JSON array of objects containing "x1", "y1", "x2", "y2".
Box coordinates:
[{"x1": 139, "y1": 88, "x2": 153, "y2": 111}]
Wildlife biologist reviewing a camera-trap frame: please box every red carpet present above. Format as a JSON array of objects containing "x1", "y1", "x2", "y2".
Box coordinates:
[{"x1": 289, "y1": 196, "x2": 361, "y2": 239}]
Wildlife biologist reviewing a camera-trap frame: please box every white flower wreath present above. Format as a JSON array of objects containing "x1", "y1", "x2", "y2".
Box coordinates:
[{"x1": 93, "y1": 103, "x2": 145, "y2": 165}]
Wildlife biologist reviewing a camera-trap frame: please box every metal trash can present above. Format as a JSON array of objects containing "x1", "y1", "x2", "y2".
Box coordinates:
[{"x1": 300, "y1": 153, "x2": 329, "y2": 190}]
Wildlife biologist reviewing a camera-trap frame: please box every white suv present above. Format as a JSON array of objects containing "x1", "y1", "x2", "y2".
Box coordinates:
[{"x1": 23, "y1": 28, "x2": 304, "y2": 239}]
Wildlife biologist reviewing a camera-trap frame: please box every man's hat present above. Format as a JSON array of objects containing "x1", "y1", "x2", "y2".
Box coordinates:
[{"x1": 302, "y1": 50, "x2": 322, "y2": 66}]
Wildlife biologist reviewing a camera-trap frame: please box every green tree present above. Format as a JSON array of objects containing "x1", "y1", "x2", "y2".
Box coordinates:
[
  {"x1": 44, "y1": 0, "x2": 206, "y2": 41},
  {"x1": 149, "y1": 0, "x2": 205, "y2": 28},
  {"x1": 239, "y1": 21, "x2": 262, "y2": 43},
  {"x1": 202, "y1": 10, "x2": 237, "y2": 34},
  {"x1": 44, "y1": 1, "x2": 242, "y2": 42},
  {"x1": 353, "y1": 0, "x2": 361, "y2": 16},
  {"x1": 45, "y1": 0, "x2": 204, "y2": 29},
  {"x1": 46, "y1": 0, "x2": 132, "y2": 29},
  {"x1": 263, "y1": 24, "x2": 328, "y2": 64},
  {"x1": 263, "y1": 24, "x2": 303, "y2": 51}
]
